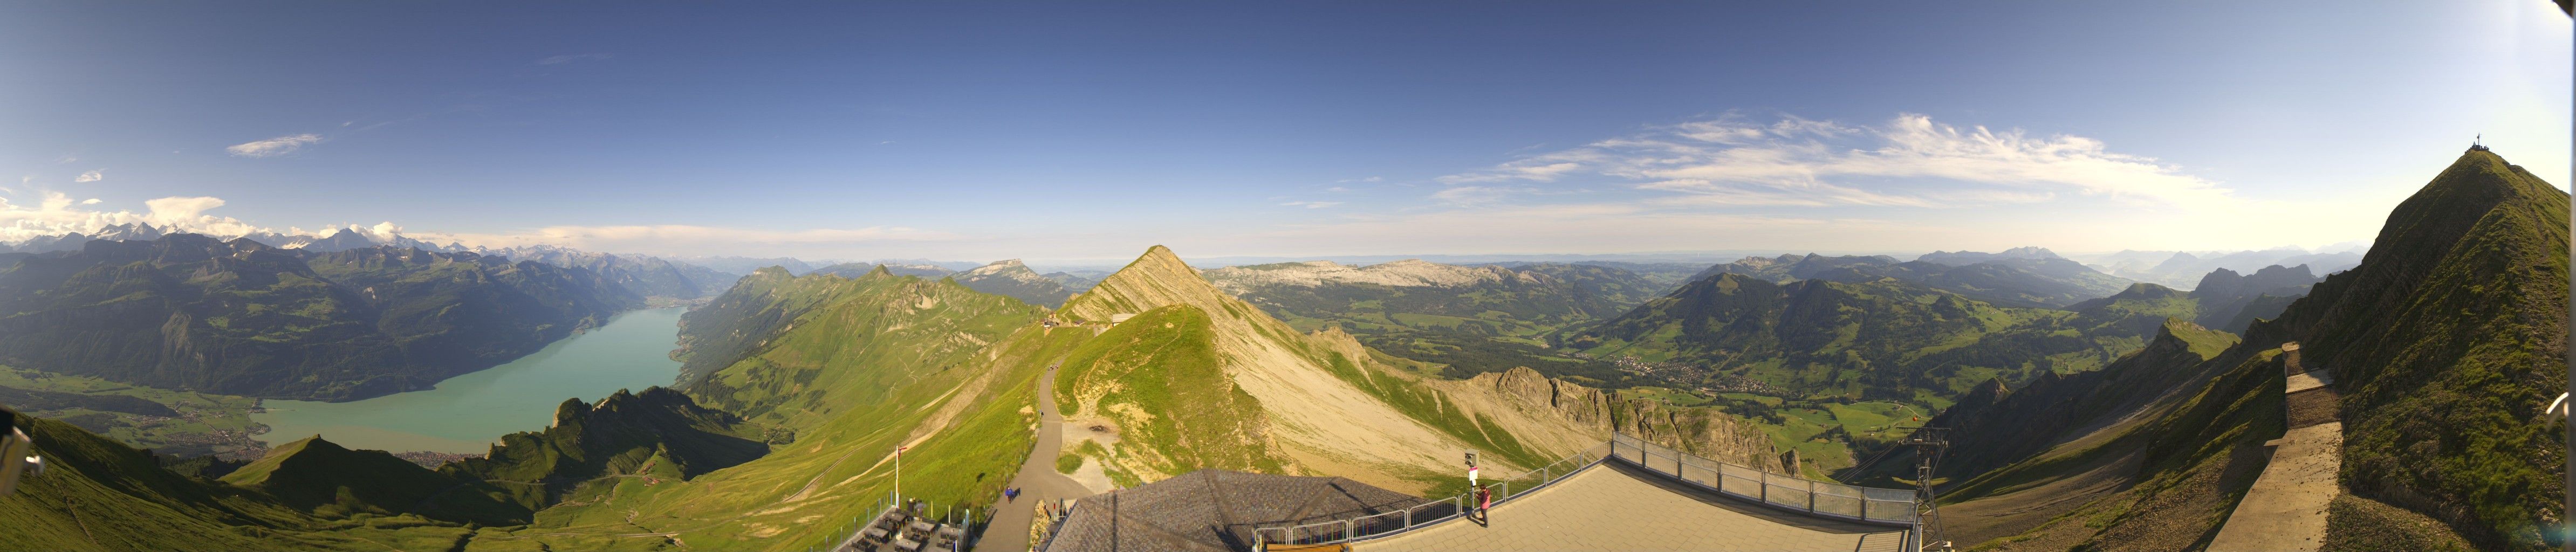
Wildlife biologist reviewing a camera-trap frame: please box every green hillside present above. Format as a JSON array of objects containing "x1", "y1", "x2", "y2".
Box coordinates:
[
  {"x1": 1053, "y1": 304, "x2": 1286, "y2": 477},
  {"x1": 1572, "y1": 273, "x2": 2178, "y2": 403},
  {"x1": 2264, "y1": 149, "x2": 2567, "y2": 550},
  {"x1": 0, "y1": 235, "x2": 641, "y2": 401},
  {"x1": 451, "y1": 265, "x2": 1057, "y2": 550},
  {"x1": 1848, "y1": 149, "x2": 2565, "y2": 551},
  {"x1": 1209, "y1": 260, "x2": 1661, "y2": 382},
  {"x1": 0, "y1": 411, "x2": 487, "y2": 551},
  {"x1": 440, "y1": 387, "x2": 767, "y2": 510},
  {"x1": 667, "y1": 266, "x2": 860, "y2": 388},
  {"x1": 222, "y1": 435, "x2": 529, "y2": 525},
  {"x1": 683, "y1": 270, "x2": 1043, "y2": 426}
]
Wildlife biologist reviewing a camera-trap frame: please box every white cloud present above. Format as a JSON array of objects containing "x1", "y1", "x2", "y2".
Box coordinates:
[
  {"x1": 410, "y1": 224, "x2": 960, "y2": 255},
  {"x1": 226, "y1": 134, "x2": 323, "y2": 157},
  {"x1": 1435, "y1": 113, "x2": 2235, "y2": 210},
  {"x1": 74, "y1": 170, "x2": 101, "y2": 183},
  {"x1": 1324, "y1": 186, "x2": 1351, "y2": 192},
  {"x1": 1279, "y1": 201, "x2": 1342, "y2": 209},
  {"x1": 55, "y1": 155, "x2": 77, "y2": 164},
  {"x1": 536, "y1": 53, "x2": 613, "y2": 65},
  {"x1": 0, "y1": 193, "x2": 269, "y2": 242},
  {"x1": 1335, "y1": 176, "x2": 1383, "y2": 183}
]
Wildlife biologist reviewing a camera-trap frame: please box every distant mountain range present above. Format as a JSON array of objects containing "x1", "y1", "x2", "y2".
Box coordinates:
[
  {"x1": 2070, "y1": 245, "x2": 2365, "y2": 289},
  {"x1": 1694, "y1": 250, "x2": 2133, "y2": 309},
  {"x1": 0, "y1": 234, "x2": 641, "y2": 401},
  {"x1": 1, "y1": 223, "x2": 471, "y2": 255},
  {"x1": 484, "y1": 245, "x2": 740, "y2": 300},
  {"x1": 950, "y1": 259, "x2": 1077, "y2": 308}
]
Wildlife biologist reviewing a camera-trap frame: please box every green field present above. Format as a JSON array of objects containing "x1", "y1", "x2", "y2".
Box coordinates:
[{"x1": 0, "y1": 364, "x2": 265, "y2": 458}]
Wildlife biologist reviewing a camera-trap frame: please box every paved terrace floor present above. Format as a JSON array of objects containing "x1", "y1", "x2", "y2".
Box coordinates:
[{"x1": 1353, "y1": 461, "x2": 1909, "y2": 552}]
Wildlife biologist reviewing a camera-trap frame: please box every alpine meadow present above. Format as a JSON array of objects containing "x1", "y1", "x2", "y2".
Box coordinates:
[{"x1": 0, "y1": 2, "x2": 2567, "y2": 552}]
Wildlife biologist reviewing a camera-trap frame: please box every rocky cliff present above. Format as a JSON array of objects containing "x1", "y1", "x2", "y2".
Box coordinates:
[{"x1": 1467, "y1": 367, "x2": 1785, "y2": 472}]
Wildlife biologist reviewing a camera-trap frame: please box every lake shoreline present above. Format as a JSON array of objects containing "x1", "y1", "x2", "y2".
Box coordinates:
[{"x1": 249, "y1": 307, "x2": 691, "y2": 454}]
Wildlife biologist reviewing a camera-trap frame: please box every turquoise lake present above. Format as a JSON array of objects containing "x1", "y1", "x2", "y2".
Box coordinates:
[{"x1": 250, "y1": 307, "x2": 689, "y2": 453}]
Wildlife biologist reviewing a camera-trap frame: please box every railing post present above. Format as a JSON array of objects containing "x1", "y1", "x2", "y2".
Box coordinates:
[
  {"x1": 1405, "y1": 507, "x2": 1412, "y2": 528},
  {"x1": 1344, "y1": 519, "x2": 1354, "y2": 541},
  {"x1": 1804, "y1": 480, "x2": 1816, "y2": 513}
]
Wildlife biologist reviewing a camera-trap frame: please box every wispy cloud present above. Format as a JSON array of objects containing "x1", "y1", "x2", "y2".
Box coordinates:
[
  {"x1": 1335, "y1": 176, "x2": 1383, "y2": 183},
  {"x1": 225, "y1": 134, "x2": 323, "y2": 157},
  {"x1": 1429, "y1": 185, "x2": 1530, "y2": 205},
  {"x1": 1279, "y1": 201, "x2": 1342, "y2": 209},
  {"x1": 1434, "y1": 113, "x2": 2235, "y2": 210},
  {"x1": 536, "y1": 53, "x2": 613, "y2": 65},
  {"x1": 73, "y1": 170, "x2": 101, "y2": 183}
]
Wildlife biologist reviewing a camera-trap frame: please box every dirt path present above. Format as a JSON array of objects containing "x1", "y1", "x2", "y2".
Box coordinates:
[{"x1": 972, "y1": 362, "x2": 1095, "y2": 552}]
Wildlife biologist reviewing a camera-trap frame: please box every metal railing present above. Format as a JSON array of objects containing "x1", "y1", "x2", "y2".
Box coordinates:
[
  {"x1": 1608, "y1": 433, "x2": 1916, "y2": 526},
  {"x1": 1251, "y1": 442, "x2": 1612, "y2": 547}
]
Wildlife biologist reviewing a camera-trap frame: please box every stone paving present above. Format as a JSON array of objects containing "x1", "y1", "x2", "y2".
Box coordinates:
[
  {"x1": 1354, "y1": 461, "x2": 1909, "y2": 551},
  {"x1": 2207, "y1": 367, "x2": 2344, "y2": 552}
]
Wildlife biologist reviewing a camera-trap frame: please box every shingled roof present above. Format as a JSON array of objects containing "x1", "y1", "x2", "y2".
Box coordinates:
[{"x1": 1042, "y1": 468, "x2": 1427, "y2": 552}]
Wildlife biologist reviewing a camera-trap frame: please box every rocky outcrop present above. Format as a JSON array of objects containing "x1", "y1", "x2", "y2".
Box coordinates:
[
  {"x1": 953, "y1": 259, "x2": 1075, "y2": 308},
  {"x1": 1203, "y1": 259, "x2": 1533, "y2": 292},
  {"x1": 1469, "y1": 367, "x2": 1788, "y2": 473}
]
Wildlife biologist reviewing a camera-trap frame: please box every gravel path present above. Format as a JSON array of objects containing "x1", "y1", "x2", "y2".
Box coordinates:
[{"x1": 972, "y1": 363, "x2": 1095, "y2": 552}]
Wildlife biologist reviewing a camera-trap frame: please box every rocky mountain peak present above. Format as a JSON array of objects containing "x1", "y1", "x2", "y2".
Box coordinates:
[
  {"x1": 1060, "y1": 245, "x2": 1221, "y2": 323},
  {"x1": 963, "y1": 258, "x2": 1029, "y2": 277}
]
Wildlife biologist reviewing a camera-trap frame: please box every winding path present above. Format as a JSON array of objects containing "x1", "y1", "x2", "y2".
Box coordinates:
[{"x1": 972, "y1": 362, "x2": 1095, "y2": 552}]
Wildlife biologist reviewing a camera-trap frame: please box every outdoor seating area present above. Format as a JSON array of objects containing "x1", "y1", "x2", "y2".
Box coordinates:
[{"x1": 843, "y1": 502, "x2": 970, "y2": 552}]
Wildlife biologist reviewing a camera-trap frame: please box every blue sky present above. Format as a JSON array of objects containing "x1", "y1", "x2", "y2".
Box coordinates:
[{"x1": 3, "y1": 1, "x2": 2568, "y2": 262}]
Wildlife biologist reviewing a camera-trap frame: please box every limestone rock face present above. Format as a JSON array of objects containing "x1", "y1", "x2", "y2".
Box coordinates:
[{"x1": 1467, "y1": 366, "x2": 1787, "y2": 474}]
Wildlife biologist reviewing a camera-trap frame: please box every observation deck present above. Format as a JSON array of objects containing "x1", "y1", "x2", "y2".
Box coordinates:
[{"x1": 1257, "y1": 433, "x2": 1920, "y2": 551}]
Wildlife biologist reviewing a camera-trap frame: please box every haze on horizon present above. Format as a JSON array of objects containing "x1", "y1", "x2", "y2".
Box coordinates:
[{"x1": 2, "y1": 2, "x2": 2568, "y2": 263}]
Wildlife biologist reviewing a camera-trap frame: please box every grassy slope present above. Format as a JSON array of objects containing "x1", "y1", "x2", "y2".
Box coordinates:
[
  {"x1": 440, "y1": 387, "x2": 769, "y2": 510},
  {"x1": 0, "y1": 412, "x2": 485, "y2": 552},
  {"x1": 1578, "y1": 274, "x2": 2188, "y2": 409},
  {"x1": 1957, "y1": 347, "x2": 2285, "y2": 551},
  {"x1": 2277, "y1": 150, "x2": 2568, "y2": 550},
  {"x1": 222, "y1": 435, "x2": 529, "y2": 525},
  {"x1": 1053, "y1": 304, "x2": 1285, "y2": 479},
  {"x1": 1938, "y1": 149, "x2": 2568, "y2": 551},
  {"x1": 463, "y1": 270, "x2": 1058, "y2": 551},
  {"x1": 0, "y1": 364, "x2": 263, "y2": 458}
]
